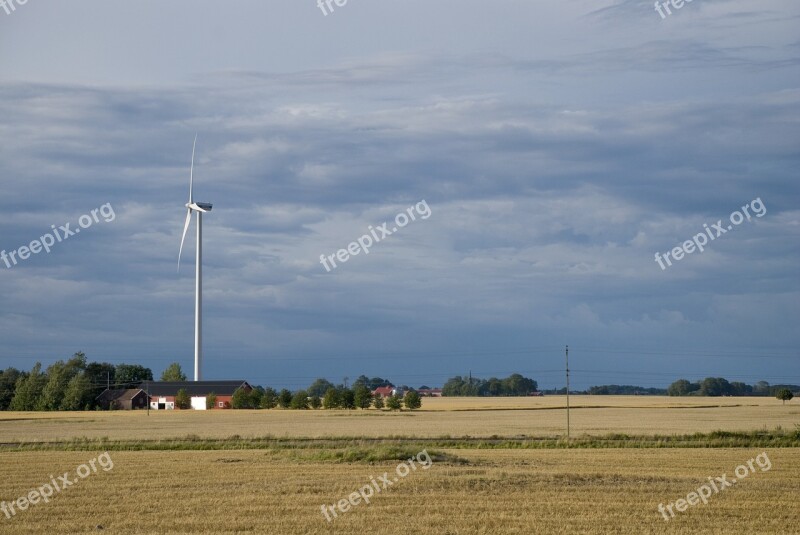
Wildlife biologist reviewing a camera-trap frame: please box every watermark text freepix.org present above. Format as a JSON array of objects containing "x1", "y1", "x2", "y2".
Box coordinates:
[
  {"x1": 317, "y1": 0, "x2": 350, "y2": 17},
  {"x1": 1, "y1": 203, "x2": 116, "y2": 269},
  {"x1": 1, "y1": 452, "x2": 114, "y2": 520},
  {"x1": 654, "y1": 0, "x2": 697, "y2": 19},
  {"x1": 1, "y1": 0, "x2": 28, "y2": 16},
  {"x1": 320, "y1": 449, "x2": 433, "y2": 522},
  {"x1": 657, "y1": 451, "x2": 771, "y2": 521},
  {"x1": 319, "y1": 200, "x2": 431, "y2": 272},
  {"x1": 654, "y1": 198, "x2": 765, "y2": 270}
]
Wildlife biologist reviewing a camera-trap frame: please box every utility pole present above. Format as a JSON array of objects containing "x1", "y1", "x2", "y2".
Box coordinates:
[
  {"x1": 565, "y1": 345, "x2": 570, "y2": 441},
  {"x1": 146, "y1": 381, "x2": 150, "y2": 416},
  {"x1": 106, "y1": 371, "x2": 110, "y2": 390}
]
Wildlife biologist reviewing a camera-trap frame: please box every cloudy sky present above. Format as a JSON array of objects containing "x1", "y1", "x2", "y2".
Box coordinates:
[{"x1": 0, "y1": 0, "x2": 798, "y2": 390}]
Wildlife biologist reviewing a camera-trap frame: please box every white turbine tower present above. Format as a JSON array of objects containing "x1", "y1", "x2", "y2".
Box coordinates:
[{"x1": 178, "y1": 135, "x2": 213, "y2": 381}]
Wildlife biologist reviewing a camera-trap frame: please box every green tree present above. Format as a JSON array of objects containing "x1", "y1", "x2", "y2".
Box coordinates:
[
  {"x1": 84, "y1": 362, "x2": 117, "y2": 407},
  {"x1": 699, "y1": 377, "x2": 732, "y2": 397},
  {"x1": 0, "y1": 368, "x2": 23, "y2": 410},
  {"x1": 61, "y1": 374, "x2": 93, "y2": 410},
  {"x1": 442, "y1": 376, "x2": 480, "y2": 396},
  {"x1": 667, "y1": 379, "x2": 692, "y2": 396},
  {"x1": 261, "y1": 387, "x2": 278, "y2": 409},
  {"x1": 307, "y1": 378, "x2": 336, "y2": 398},
  {"x1": 291, "y1": 390, "x2": 310, "y2": 410},
  {"x1": 386, "y1": 395, "x2": 403, "y2": 411},
  {"x1": 340, "y1": 388, "x2": 356, "y2": 410},
  {"x1": 10, "y1": 363, "x2": 47, "y2": 411},
  {"x1": 249, "y1": 388, "x2": 264, "y2": 409},
  {"x1": 160, "y1": 362, "x2": 187, "y2": 381},
  {"x1": 353, "y1": 384, "x2": 373, "y2": 410},
  {"x1": 386, "y1": 394, "x2": 402, "y2": 411},
  {"x1": 206, "y1": 392, "x2": 218, "y2": 409},
  {"x1": 175, "y1": 388, "x2": 191, "y2": 409},
  {"x1": 38, "y1": 353, "x2": 87, "y2": 411},
  {"x1": 485, "y1": 377, "x2": 503, "y2": 396},
  {"x1": 322, "y1": 387, "x2": 340, "y2": 409},
  {"x1": 776, "y1": 388, "x2": 794, "y2": 405},
  {"x1": 404, "y1": 390, "x2": 422, "y2": 410},
  {"x1": 231, "y1": 387, "x2": 251, "y2": 409},
  {"x1": 372, "y1": 393, "x2": 384, "y2": 410},
  {"x1": 310, "y1": 395, "x2": 322, "y2": 409},
  {"x1": 278, "y1": 389, "x2": 293, "y2": 409},
  {"x1": 501, "y1": 373, "x2": 537, "y2": 396},
  {"x1": 754, "y1": 381, "x2": 770, "y2": 395},
  {"x1": 115, "y1": 364, "x2": 153, "y2": 386}
]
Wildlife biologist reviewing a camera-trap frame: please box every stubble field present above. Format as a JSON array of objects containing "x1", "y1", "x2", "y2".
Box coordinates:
[{"x1": 0, "y1": 396, "x2": 798, "y2": 534}]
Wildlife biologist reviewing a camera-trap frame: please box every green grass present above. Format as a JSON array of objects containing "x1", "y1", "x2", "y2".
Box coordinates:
[{"x1": 2, "y1": 427, "x2": 798, "y2": 453}]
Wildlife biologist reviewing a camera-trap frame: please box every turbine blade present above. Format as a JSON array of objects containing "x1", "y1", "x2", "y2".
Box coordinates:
[
  {"x1": 178, "y1": 208, "x2": 192, "y2": 271},
  {"x1": 189, "y1": 134, "x2": 197, "y2": 204}
]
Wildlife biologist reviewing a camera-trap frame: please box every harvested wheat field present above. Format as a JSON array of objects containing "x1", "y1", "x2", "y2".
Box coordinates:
[
  {"x1": 0, "y1": 448, "x2": 798, "y2": 534},
  {"x1": 1, "y1": 397, "x2": 799, "y2": 534},
  {"x1": 1, "y1": 396, "x2": 797, "y2": 442}
]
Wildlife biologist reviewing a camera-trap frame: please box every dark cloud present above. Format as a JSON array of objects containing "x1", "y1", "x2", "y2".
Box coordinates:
[{"x1": 0, "y1": 1, "x2": 798, "y2": 388}]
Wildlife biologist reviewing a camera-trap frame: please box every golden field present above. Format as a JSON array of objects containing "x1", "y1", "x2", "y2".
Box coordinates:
[
  {"x1": 0, "y1": 396, "x2": 798, "y2": 534},
  {"x1": 1, "y1": 396, "x2": 797, "y2": 442},
  {"x1": 1, "y1": 448, "x2": 798, "y2": 534}
]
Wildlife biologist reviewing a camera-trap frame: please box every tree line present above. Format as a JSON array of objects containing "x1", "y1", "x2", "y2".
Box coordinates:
[
  {"x1": 441, "y1": 373, "x2": 538, "y2": 396},
  {"x1": 0, "y1": 353, "x2": 155, "y2": 411},
  {"x1": 2, "y1": 355, "x2": 795, "y2": 411},
  {"x1": 667, "y1": 378, "x2": 799, "y2": 398},
  {"x1": 0, "y1": 357, "x2": 423, "y2": 411},
  {"x1": 209, "y1": 383, "x2": 421, "y2": 411}
]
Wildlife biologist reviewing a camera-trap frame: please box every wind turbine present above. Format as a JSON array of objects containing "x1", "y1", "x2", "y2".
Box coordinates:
[{"x1": 178, "y1": 135, "x2": 213, "y2": 381}]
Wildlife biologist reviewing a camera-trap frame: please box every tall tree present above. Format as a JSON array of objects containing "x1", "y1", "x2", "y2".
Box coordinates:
[
  {"x1": 277, "y1": 389, "x2": 292, "y2": 409},
  {"x1": 10, "y1": 363, "x2": 46, "y2": 411},
  {"x1": 307, "y1": 378, "x2": 335, "y2": 397},
  {"x1": 386, "y1": 394, "x2": 402, "y2": 411},
  {"x1": 291, "y1": 390, "x2": 310, "y2": 410},
  {"x1": 61, "y1": 374, "x2": 93, "y2": 410},
  {"x1": 322, "y1": 387, "x2": 340, "y2": 409},
  {"x1": 340, "y1": 388, "x2": 355, "y2": 410},
  {"x1": 175, "y1": 388, "x2": 191, "y2": 409},
  {"x1": 667, "y1": 379, "x2": 693, "y2": 396},
  {"x1": 776, "y1": 388, "x2": 794, "y2": 405},
  {"x1": 261, "y1": 387, "x2": 278, "y2": 409},
  {"x1": 404, "y1": 391, "x2": 422, "y2": 410},
  {"x1": 160, "y1": 363, "x2": 187, "y2": 381},
  {"x1": 231, "y1": 387, "x2": 252, "y2": 409},
  {"x1": 353, "y1": 384, "x2": 373, "y2": 409},
  {"x1": 115, "y1": 364, "x2": 153, "y2": 386},
  {"x1": 0, "y1": 368, "x2": 23, "y2": 410},
  {"x1": 38, "y1": 353, "x2": 87, "y2": 410},
  {"x1": 84, "y1": 362, "x2": 117, "y2": 404}
]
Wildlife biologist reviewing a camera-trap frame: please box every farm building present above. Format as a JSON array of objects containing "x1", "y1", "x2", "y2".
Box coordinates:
[
  {"x1": 417, "y1": 388, "x2": 443, "y2": 397},
  {"x1": 372, "y1": 385, "x2": 395, "y2": 398},
  {"x1": 140, "y1": 381, "x2": 252, "y2": 410},
  {"x1": 96, "y1": 381, "x2": 252, "y2": 410},
  {"x1": 96, "y1": 388, "x2": 149, "y2": 410},
  {"x1": 372, "y1": 385, "x2": 408, "y2": 397}
]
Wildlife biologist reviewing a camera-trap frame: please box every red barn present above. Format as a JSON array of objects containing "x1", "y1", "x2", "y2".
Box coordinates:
[{"x1": 137, "y1": 380, "x2": 252, "y2": 410}]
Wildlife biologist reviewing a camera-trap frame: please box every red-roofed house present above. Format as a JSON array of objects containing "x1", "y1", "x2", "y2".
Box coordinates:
[{"x1": 372, "y1": 386, "x2": 395, "y2": 398}]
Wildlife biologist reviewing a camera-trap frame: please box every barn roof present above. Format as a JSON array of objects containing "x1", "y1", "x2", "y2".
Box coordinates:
[
  {"x1": 95, "y1": 388, "x2": 146, "y2": 402},
  {"x1": 138, "y1": 381, "x2": 251, "y2": 397}
]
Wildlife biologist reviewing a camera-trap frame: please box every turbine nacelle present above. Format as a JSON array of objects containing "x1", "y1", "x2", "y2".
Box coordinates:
[{"x1": 187, "y1": 202, "x2": 213, "y2": 212}]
